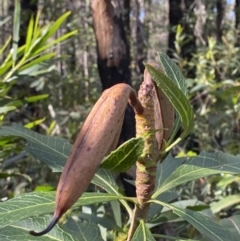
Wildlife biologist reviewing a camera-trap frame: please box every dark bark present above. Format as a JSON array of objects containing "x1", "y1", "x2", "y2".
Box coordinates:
[
  {"x1": 167, "y1": 0, "x2": 196, "y2": 78},
  {"x1": 19, "y1": 0, "x2": 38, "y2": 47},
  {"x1": 136, "y1": 0, "x2": 150, "y2": 74},
  {"x1": 167, "y1": 0, "x2": 184, "y2": 58},
  {"x1": 216, "y1": 0, "x2": 225, "y2": 42},
  {"x1": 91, "y1": 0, "x2": 135, "y2": 143},
  {"x1": 9, "y1": 0, "x2": 38, "y2": 47},
  {"x1": 235, "y1": 0, "x2": 240, "y2": 45}
]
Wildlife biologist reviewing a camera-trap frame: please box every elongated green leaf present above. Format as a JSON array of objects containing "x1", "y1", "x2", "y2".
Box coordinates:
[
  {"x1": 159, "y1": 53, "x2": 188, "y2": 95},
  {"x1": 0, "y1": 36, "x2": 11, "y2": 55},
  {"x1": 19, "y1": 53, "x2": 56, "y2": 72},
  {"x1": 151, "y1": 200, "x2": 238, "y2": 241},
  {"x1": 18, "y1": 63, "x2": 50, "y2": 76},
  {"x1": 145, "y1": 64, "x2": 194, "y2": 138},
  {"x1": 110, "y1": 201, "x2": 122, "y2": 227},
  {"x1": 211, "y1": 195, "x2": 240, "y2": 214},
  {"x1": 92, "y1": 169, "x2": 133, "y2": 216},
  {"x1": 0, "y1": 192, "x2": 123, "y2": 228},
  {"x1": 0, "y1": 61, "x2": 13, "y2": 76},
  {"x1": 34, "y1": 30, "x2": 78, "y2": 55},
  {"x1": 167, "y1": 114, "x2": 181, "y2": 145},
  {"x1": 152, "y1": 151, "x2": 240, "y2": 198},
  {"x1": 12, "y1": 0, "x2": 20, "y2": 65},
  {"x1": 131, "y1": 220, "x2": 156, "y2": 241},
  {"x1": 100, "y1": 137, "x2": 144, "y2": 171},
  {"x1": 172, "y1": 208, "x2": 238, "y2": 241},
  {"x1": 154, "y1": 154, "x2": 185, "y2": 192},
  {"x1": 24, "y1": 118, "x2": 46, "y2": 128},
  {"x1": 0, "y1": 106, "x2": 16, "y2": 114},
  {"x1": 220, "y1": 215, "x2": 240, "y2": 239},
  {"x1": 32, "y1": 12, "x2": 71, "y2": 53},
  {"x1": 25, "y1": 15, "x2": 34, "y2": 54},
  {"x1": 92, "y1": 169, "x2": 121, "y2": 196},
  {"x1": 0, "y1": 124, "x2": 71, "y2": 172},
  {"x1": 25, "y1": 94, "x2": 49, "y2": 103},
  {"x1": 0, "y1": 215, "x2": 78, "y2": 241},
  {"x1": 33, "y1": 11, "x2": 41, "y2": 41},
  {"x1": 148, "y1": 190, "x2": 179, "y2": 220},
  {"x1": 63, "y1": 217, "x2": 104, "y2": 241},
  {"x1": 0, "y1": 215, "x2": 103, "y2": 241},
  {"x1": 148, "y1": 209, "x2": 180, "y2": 225},
  {"x1": 78, "y1": 212, "x2": 121, "y2": 231},
  {"x1": 0, "y1": 215, "x2": 77, "y2": 241}
]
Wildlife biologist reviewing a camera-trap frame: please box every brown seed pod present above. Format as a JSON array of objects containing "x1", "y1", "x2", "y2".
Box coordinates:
[
  {"x1": 145, "y1": 62, "x2": 175, "y2": 152},
  {"x1": 135, "y1": 62, "x2": 175, "y2": 206},
  {"x1": 29, "y1": 83, "x2": 143, "y2": 236}
]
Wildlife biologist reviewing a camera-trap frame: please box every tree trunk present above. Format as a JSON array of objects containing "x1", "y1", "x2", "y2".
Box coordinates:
[
  {"x1": 167, "y1": 0, "x2": 196, "y2": 78},
  {"x1": 235, "y1": 0, "x2": 240, "y2": 45},
  {"x1": 91, "y1": 0, "x2": 135, "y2": 143},
  {"x1": 19, "y1": 0, "x2": 38, "y2": 46},
  {"x1": 167, "y1": 0, "x2": 184, "y2": 58},
  {"x1": 216, "y1": 0, "x2": 225, "y2": 43}
]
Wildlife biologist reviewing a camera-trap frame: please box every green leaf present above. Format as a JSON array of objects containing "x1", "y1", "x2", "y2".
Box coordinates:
[
  {"x1": 25, "y1": 15, "x2": 34, "y2": 54},
  {"x1": 12, "y1": 0, "x2": 21, "y2": 65},
  {"x1": 0, "y1": 215, "x2": 77, "y2": 241},
  {"x1": 154, "y1": 154, "x2": 185, "y2": 192},
  {"x1": 145, "y1": 64, "x2": 194, "y2": 142},
  {"x1": 131, "y1": 220, "x2": 156, "y2": 241},
  {"x1": 24, "y1": 118, "x2": 46, "y2": 128},
  {"x1": 158, "y1": 53, "x2": 187, "y2": 95},
  {"x1": 92, "y1": 169, "x2": 122, "y2": 196},
  {"x1": 34, "y1": 186, "x2": 55, "y2": 192},
  {"x1": 220, "y1": 215, "x2": 240, "y2": 239},
  {"x1": 152, "y1": 151, "x2": 240, "y2": 199},
  {"x1": 148, "y1": 209, "x2": 180, "y2": 225},
  {"x1": 78, "y1": 212, "x2": 121, "y2": 231},
  {"x1": 172, "y1": 208, "x2": 238, "y2": 241},
  {"x1": 33, "y1": 11, "x2": 41, "y2": 41},
  {"x1": 19, "y1": 53, "x2": 56, "y2": 72},
  {"x1": 0, "y1": 106, "x2": 16, "y2": 114},
  {"x1": 0, "y1": 192, "x2": 124, "y2": 228},
  {"x1": 32, "y1": 12, "x2": 72, "y2": 53},
  {"x1": 110, "y1": 201, "x2": 122, "y2": 228},
  {"x1": 211, "y1": 195, "x2": 240, "y2": 214},
  {"x1": 0, "y1": 36, "x2": 11, "y2": 55},
  {"x1": 167, "y1": 115, "x2": 181, "y2": 145},
  {"x1": 25, "y1": 94, "x2": 49, "y2": 103},
  {"x1": 100, "y1": 137, "x2": 144, "y2": 171},
  {"x1": 148, "y1": 190, "x2": 179, "y2": 221},
  {"x1": 0, "y1": 61, "x2": 13, "y2": 76},
  {"x1": 63, "y1": 217, "x2": 104, "y2": 241},
  {"x1": 151, "y1": 200, "x2": 238, "y2": 241},
  {"x1": 34, "y1": 30, "x2": 78, "y2": 55},
  {"x1": 0, "y1": 124, "x2": 72, "y2": 172},
  {"x1": 92, "y1": 169, "x2": 134, "y2": 216}
]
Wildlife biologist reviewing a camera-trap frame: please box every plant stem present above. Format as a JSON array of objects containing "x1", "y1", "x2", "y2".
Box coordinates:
[{"x1": 127, "y1": 203, "x2": 151, "y2": 241}]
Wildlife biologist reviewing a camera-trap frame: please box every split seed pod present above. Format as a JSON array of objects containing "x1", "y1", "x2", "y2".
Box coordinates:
[
  {"x1": 29, "y1": 83, "x2": 143, "y2": 236},
  {"x1": 135, "y1": 63, "x2": 175, "y2": 206},
  {"x1": 144, "y1": 63, "x2": 175, "y2": 153}
]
